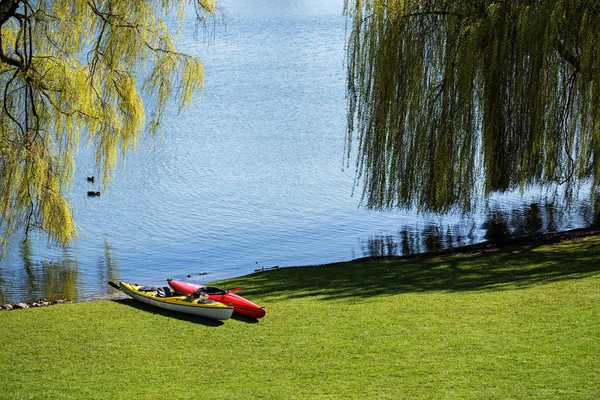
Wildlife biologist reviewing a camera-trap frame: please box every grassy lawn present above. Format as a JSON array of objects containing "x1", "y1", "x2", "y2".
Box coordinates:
[{"x1": 0, "y1": 236, "x2": 599, "y2": 399}]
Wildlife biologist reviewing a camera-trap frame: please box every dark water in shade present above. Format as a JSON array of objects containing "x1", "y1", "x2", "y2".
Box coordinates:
[{"x1": 0, "y1": 0, "x2": 595, "y2": 304}]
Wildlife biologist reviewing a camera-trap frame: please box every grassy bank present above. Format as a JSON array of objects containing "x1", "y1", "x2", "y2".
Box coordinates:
[{"x1": 1, "y1": 236, "x2": 599, "y2": 399}]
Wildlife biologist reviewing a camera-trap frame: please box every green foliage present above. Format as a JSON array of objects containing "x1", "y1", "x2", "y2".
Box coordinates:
[
  {"x1": 345, "y1": 0, "x2": 600, "y2": 213},
  {"x1": 0, "y1": 0, "x2": 214, "y2": 245},
  {"x1": 1, "y1": 235, "x2": 599, "y2": 398}
]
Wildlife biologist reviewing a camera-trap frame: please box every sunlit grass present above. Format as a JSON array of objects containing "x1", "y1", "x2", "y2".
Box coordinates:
[{"x1": 0, "y1": 236, "x2": 599, "y2": 399}]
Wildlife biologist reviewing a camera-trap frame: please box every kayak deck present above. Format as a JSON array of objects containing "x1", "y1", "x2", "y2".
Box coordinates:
[
  {"x1": 109, "y1": 281, "x2": 234, "y2": 320},
  {"x1": 167, "y1": 279, "x2": 266, "y2": 319}
]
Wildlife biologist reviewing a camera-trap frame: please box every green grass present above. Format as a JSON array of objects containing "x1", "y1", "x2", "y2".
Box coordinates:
[{"x1": 1, "y1": 236, "x2": 599, "y2": 399}]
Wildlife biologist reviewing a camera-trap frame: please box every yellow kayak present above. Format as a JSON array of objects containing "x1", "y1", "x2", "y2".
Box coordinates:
[{"x1": 109, "y1": 281, "x2": 234, "y2": 320}]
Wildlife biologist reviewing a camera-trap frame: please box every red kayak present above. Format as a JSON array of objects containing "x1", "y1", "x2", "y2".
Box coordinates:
[{"x1": 167, "y1": 279, "x2": 266, "y2": 319}]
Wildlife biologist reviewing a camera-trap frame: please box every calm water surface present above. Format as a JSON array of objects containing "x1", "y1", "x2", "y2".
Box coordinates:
[{"x1": 0, "y1": 0, "x2": 594, "y2": 303}]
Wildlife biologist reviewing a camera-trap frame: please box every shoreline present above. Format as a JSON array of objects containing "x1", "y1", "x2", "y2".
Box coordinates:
[
  {"x1": 2, "y1": 225, "x2": 599, "y2": 309},
  {"x1": 344, "y1": 225, "x2": 600, "y2": 262}
]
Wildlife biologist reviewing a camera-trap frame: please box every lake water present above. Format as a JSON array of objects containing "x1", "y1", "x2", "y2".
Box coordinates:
[{"x1": 0, "y1": 0, "x2": 594, "y2": 304}]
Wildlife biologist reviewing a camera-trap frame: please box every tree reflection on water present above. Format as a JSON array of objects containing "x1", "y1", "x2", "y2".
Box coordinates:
[
  {"x1": 360, "y1": 202, "x2": 593, "y2": 258},
  {"x1": 97, "y1": 237, "x2": 121, "y2": 300},
  {"x1": 10, "y1": 240, "x2": 80, "y2": 303},
  {"x1": 0, "y1": 239, "x2": 119, "y2": 304}
]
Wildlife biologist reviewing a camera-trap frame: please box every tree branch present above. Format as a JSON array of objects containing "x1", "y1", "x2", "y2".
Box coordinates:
[
  {"x1": 552, "y1": 38, "x2": 592, "y2": 81},
  {"x1": 0, "y1": 0, "x2": 19, "y2": 26},
  {"x1": 0, "y1": 0, "x2": 25, "y2": 69}
]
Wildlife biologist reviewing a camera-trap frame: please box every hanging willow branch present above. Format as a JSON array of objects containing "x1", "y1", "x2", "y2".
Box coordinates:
[
  {"x1": 345, "y1": 0, "x2": 600, "y2": 213},
  {"x1": 0, "y1": 0, "x2": 215, "y2": 247}
]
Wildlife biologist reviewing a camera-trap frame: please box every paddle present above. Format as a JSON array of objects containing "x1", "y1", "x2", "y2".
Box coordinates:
[{"x1": 108, "y1": 281, "x2": 121, "y2": 290}]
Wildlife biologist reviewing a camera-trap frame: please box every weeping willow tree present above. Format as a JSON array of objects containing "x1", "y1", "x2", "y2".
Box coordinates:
[
  {"x1": 345, "y1": 0, "x2": 600, "y2": 213},
  {"x1": 0, "y1": 0, "x2": 214, "y2": 246}
]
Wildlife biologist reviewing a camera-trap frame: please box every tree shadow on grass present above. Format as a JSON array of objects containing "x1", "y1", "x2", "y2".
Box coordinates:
[
  {"x1": 223, "y1": 233, "x2": 600, "y2": 302},
  {"x1": 113, "y1": 298, "x2": 225, "y2": 327}
]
